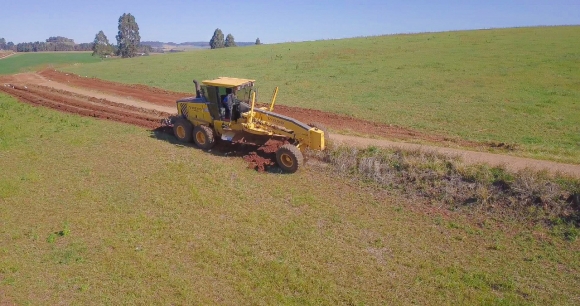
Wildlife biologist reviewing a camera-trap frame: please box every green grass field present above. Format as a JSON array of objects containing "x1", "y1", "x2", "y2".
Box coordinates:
[
  {"x1": 0, "y1": 52, "x2": 100, "y2": 75},
  {"x1": 61, "y1": 26, "x2": 580, "y2": 164},
  {"x1": 1, "y1": 92, "x2": 580, "y2": 304}
]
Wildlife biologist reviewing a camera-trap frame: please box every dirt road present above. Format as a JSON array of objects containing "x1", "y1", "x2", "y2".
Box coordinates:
[
  {"x1": 0, "y1": 52, "x2": 16, "y2": 60},
  {"x1": 2, "y1": 70, "x2": 579, "y2": 177},
  {"x1": 333, "y1": 135, "x2": 580, "y2": 177}
]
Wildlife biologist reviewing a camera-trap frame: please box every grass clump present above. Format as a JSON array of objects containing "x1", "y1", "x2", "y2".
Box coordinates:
[{"x1": 314, "y1": 143, "x2": 580, "y2": 233}]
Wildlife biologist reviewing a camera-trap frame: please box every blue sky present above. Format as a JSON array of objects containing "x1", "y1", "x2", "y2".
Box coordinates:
[{"x1": 1, "y1": 0, "x2": 578, "y2": 44}]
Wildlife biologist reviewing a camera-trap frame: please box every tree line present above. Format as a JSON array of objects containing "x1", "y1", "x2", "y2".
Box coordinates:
[
  {"x1": 0, "y1": 13, "x2": 148, "y2": 59},
  {"x1": 2, "y1": 19, "x2": 263, "y2": 56},
  {"x1": 0, "y1": 36, "x2": 92, "y2": 52},
  {"x1": 209, "y1": 28, "x2": 262, "y2": 49}
]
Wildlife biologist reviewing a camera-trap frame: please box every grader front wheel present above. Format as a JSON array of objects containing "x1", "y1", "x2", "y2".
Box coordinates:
[{"x1": 276, "y1": 144, "x2": 304, "y2": 173}]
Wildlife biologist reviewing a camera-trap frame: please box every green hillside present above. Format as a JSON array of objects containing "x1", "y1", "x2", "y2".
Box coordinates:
[
  {"x1": 62, "y1": 26, "x2": 580, "y2": 163},
  {"x1": 1, "y1": 93, "x2": 579, "y2": 304},
  {"x1": 0, "y1": 52, "x2": 99, "y2": 75}
]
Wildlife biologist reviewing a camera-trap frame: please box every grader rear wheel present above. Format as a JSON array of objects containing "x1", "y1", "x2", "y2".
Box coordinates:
[
  {"x1": 276, "y1": 144, "x2": 304, "y2": 173},
  {"x1": 193, "y1": 125, "x2": 216, "y2": 150},
  {"x1": 173, "y1": 119, "x2": 193, "y2": 143}
]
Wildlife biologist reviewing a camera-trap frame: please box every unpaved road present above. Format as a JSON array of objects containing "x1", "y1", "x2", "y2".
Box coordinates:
[
  {"x1": 334, "y1": 135, "x2": 580, "y2": 177},
  {"x1": 2, "y1": 71, "x2": 580, "y2": 177},
  {"x1": 0, "y1": 52, "x2": 16, "y2": 60}
]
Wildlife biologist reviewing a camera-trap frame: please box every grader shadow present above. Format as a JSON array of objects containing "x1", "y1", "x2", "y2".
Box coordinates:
[{"x1": 148, "y1": 126, "x2": 287, "y2": 174}]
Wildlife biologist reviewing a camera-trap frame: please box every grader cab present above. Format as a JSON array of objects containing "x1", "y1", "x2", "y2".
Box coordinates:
[{"x1": 164, "y1": 77, "x2": 326, "y2": 173}]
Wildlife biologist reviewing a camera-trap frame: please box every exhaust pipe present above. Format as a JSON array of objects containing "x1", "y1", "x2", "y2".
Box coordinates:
[{"x1": 192, "y1": 79, "x2": 201, "y2": 98}]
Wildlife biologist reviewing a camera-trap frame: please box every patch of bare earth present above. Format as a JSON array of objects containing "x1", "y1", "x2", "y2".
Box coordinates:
[{"x1": 0, "y1": 51, "x2": 15, "y2": 60}]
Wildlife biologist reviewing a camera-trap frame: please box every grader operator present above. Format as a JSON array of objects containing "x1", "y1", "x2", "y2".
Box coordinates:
[{"x1": 163, "y1": 77, "x2": 326, "y2": 173}]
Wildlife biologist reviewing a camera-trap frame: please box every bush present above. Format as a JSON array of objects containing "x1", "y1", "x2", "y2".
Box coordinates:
[{"x1": 311, "y1": 144, "x2": 580, "y2": 228}]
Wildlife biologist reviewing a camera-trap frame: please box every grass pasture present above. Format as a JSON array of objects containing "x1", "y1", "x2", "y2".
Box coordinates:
[
  {"x1": 1, "y1": 92, "x2": 580, "y2": 304},
  {"x1": 0, "y1": 52, "x2": 100, "y2": 75},
  {"x1": 62, "y1": 26, "x2": 580, "y2": 163}
]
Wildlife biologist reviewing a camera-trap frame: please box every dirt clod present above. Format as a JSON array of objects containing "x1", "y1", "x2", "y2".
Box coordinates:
[{"x1": 243, "y1": 152, "x2": 275, "y2": 172}]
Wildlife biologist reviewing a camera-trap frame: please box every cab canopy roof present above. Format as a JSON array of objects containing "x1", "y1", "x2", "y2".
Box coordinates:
[{"x1": 202, "y1": 77, "x2": 255, "y2": 88}]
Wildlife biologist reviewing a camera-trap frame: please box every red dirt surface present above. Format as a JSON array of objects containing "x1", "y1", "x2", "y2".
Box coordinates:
[
  {"x1": 38, "y1": 70, "x2": 189, "y2": 107},
  {"x1": 37, "y1": 70, "x2": 485, "y2": 148},
  {"x1": 243, "y1": 153, "x2": 275, "y2": 172},
  {"x1": 241, "y1": 139, "x2": 290, "y2": 172},
  {"x1": 1, "y1": 83, "x2": 170, "y2": 129},
  {"x1": 0, "y1": 51, "x2": 14, "y2": 60},
  {"x1": 259, "y1": 139, "x2": 289, "y2": 153}
]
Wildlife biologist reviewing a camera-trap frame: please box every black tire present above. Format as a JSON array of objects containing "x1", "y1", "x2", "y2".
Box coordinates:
[
  {"x1": 276, "y1": 144, "x2": 304, "y2": 173},
  {"x1": 308, "y1": 122, "x2": 330, "y2": 143},
  {"x1": 193, "y1": 125, "x2": 216, "y2": 150},
  {"x1": 173, "y1": 119, "x2": 193, "y2": 143}
]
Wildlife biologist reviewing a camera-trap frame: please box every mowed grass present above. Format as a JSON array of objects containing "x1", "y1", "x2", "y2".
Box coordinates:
[
  {"x1": 0, "y1": 52, "x2": 100, "y2": 75},
  {"x1": 62, "y1": 26, "x2": 580, "y2": 164},
  {"x1": 1, "y1": 93, "x2": 579, "y2": 304}
]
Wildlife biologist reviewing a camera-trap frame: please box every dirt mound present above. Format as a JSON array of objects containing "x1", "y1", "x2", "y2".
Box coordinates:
[
  {"x1": 241, "y1": 140, "x2": 289, "y2": 172},
  {"x1": 243, "y1": 153, "x2": 275, "y2": 172},
  {"x1": 241, "y1": 139, "x2": 289, "y2": 172}
]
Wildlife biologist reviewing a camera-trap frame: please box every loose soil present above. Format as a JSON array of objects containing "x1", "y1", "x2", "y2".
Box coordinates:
[
  {"x1": 1, "y1": 83, "x2": 168, "y2": 129},
  {"x1": 241, "y1": 139, "x2": 290, "y2": 172},
  {"x1": 0, "y1": 52, "x2": 15, "y2": 60},
  {"x1": 2, "y1": 70, "x2": 580, "y2": 177}
]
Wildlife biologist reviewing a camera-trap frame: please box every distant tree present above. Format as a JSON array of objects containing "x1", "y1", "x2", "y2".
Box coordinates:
[
  {"x1": 209, "y1": 28, "x2": 225, "y2": 49},
  {"x1": 0, "y1": 38, "x2": 6, "y2": 50},
  {"x1": 6, "y1": 41, "x2": 14, "y2": 51},
  {"x1": 46, "y1": 36, "x2": 74, "y2": 44},
  {"x1": 225, "y1": 34, "x2": 236, "y2": 47},
  {"x1": 43, "y1": 36, "x2": 75, "y2": 51},
  {"x1": 92, "y1": 30, "x2": 113, "y2": 58},
  {"x1": 116, "y1": 13, "x2": 141, "y2": 58},
  {"x1": 255, "y1": 38, "x2": 261, "y2": 45},
  {"x1": 138, "y1": 44, "x2": 153, "y2": 55}
]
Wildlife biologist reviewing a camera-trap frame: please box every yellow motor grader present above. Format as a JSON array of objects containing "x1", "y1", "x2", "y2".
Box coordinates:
[{"x1": 163, "y1": 77, "x2": 326, "y2": 173}]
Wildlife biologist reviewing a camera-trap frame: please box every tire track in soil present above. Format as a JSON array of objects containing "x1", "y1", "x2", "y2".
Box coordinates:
[{"x1": 1, "y1": 84, "x2": 167, "y2": 129}]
